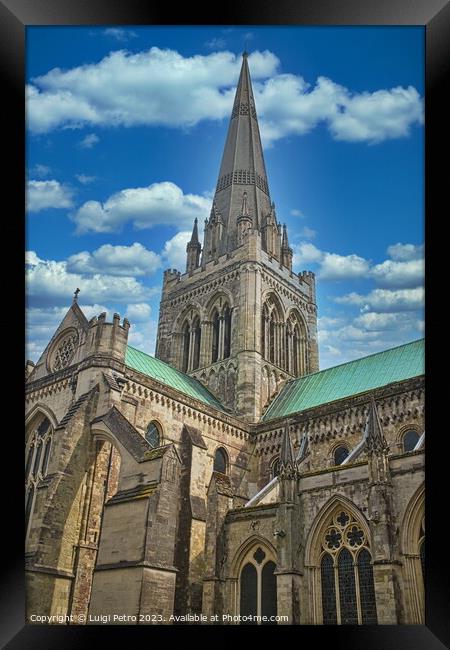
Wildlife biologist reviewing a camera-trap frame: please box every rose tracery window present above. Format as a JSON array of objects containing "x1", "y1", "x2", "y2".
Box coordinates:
[
  {"x1": 320, "y1": 509, "x2": 377, "y2": 625},
  {"x1": 52, "y1": 331, "x2": 78, "y2": 371}
]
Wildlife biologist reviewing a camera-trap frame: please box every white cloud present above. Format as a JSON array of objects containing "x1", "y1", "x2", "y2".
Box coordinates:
[
  {"x1": 79, "y1": 133, "x2": 99, "y2": 148},
  {"x1": 354, "y1": 311, "x2": 416, "y2": 331},
  {"x1": 125, "y1": 302, "x2": 152, "y2": 322},
  {"x1": 162, "y1": 231, "x2": 191, "y2": 271},
  {"x1": 318, "y1": 252, "x2": 370, "y2": 281},
  {"x1": 26, "y1": 179, "x2": 74, "y2": 212},
  {"x1": 103, "y1": 28, "x2": 137, "y2": 42},
  {"x1": 76, "y1": 173, "x2": 96, "y2": 184},
  {"x1": 67, "y1": 243, "x2": 161, "y2": 276},
  {"x1": 26, "y1": 251, "x2": 154, "y2": 307},
  {"x1": 26, "y1": 47, "x2": 422, "y2": 145},
  {"x1": 71, "y1": 181, "x2": 211, "y2": 234},
  {"x1": 290, "y1": 209, "x2": 306, "y2": 218},
  {"x1": 299, "y1": 226, "x2": 316, "y2": 239},
  {"x1": 26, "y1": 49, "x2": 278, "y2": 134},
  {"x1": 386, "y1": 242, "x2": 424, "y2": 261},
  {"x1": 255, "y1": 74, "x2": 423, "y2": 146},
  {"x1": 335, "y1": 287, "x2": 424, "y2": 312},
  {"x1": 370, "y1": 258, "x2": 424, "y2": 289},
  {"x1": 293, "y1": 242, "x2": 323, "y2": 266}
]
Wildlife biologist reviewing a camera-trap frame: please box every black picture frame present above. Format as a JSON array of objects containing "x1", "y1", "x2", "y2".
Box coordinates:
[{"x1": 3, "y1": 0, "x2": 448, "y2": 647}]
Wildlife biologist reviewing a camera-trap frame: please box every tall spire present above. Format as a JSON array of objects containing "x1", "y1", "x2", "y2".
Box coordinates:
[
  {"x1": 186, "y1": 218, "x2": 201, "y2": 273},
  {"x1": 209, "y1": 53, "x2": 272, "y2": 255}
]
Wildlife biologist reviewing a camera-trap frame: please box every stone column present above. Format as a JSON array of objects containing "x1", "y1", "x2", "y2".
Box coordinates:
[{"x1": 218, "y1": 316, "x2": 225, "y2": 360}]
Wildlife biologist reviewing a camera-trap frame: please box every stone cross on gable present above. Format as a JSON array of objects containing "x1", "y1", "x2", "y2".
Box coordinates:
[{"x1": 73, "y1": 288, "x2": 80, "y2": 303}]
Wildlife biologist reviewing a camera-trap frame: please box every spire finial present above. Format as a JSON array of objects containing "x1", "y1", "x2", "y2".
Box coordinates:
[
  {"x1": 365, "y1": 396, "x2": 389, "y2": 454},
  {"x1": 73, "y1": 288, "x2": 80, "y2": 303}
]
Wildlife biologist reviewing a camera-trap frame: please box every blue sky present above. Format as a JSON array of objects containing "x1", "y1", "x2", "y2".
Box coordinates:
[{"x1": 25, "y1": 25, "x2": 424, "y2": 369}]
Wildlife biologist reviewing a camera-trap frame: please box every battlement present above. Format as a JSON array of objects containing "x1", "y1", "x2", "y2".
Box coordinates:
[
  {"x1": 299, "y1": 270, "x2": 315, "y2": 283},
  {"x1": 86, "y1": 311, "x2": 130, "y2": 361}
]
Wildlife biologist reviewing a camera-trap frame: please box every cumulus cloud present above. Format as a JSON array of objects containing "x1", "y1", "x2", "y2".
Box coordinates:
[
  {"x1": 335, "y1": 287, "x2": 424, "y2": 312},
  {"x1": 370, "y1": 258, "x2": 424, "y2": 289},
  {"x1": 79, "y1": 133, "x2": 99, "y2": 148},
  {"x1": 386, "y1": 242, "x2": 424, "y2": 261},
  {"x1": 26, "y1": 49, "x2": 278, "y2": 134},
  {"x1": 71, "y1": 181, "x2": 211, "y2": 234},
  {"x1": 293, "y1": 242, "x2": 370, "y2": 280},
  {"x1": 125, "y1": 302, "x2": 152, "y2": 322},
  {"x1": 26, "y1": 251, "x2": 155, "y2": 307},
  {"x1": 67, "y1": 243, "x2": 161, "y2": 276},
  {"x1": 26, "y1": 179, "x2": 74, "y2": 212},
  {"x1": 162, "y1": 231, "x2": 191, "y2": 271},
  {"x1": 26, "y1": 47, "x2": 423, "y2": 146}
]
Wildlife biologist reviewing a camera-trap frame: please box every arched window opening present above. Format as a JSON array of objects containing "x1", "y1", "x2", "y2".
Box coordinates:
[
  {"x1": 271, "y1": 457, "x2": 281, "y2": 479},
  {"x1": 223, "y1": 305, "x2": 231, "y2": 359},
  {"x1": 240, "y1": 563, "x2": 257, "y2": 623},
  {"x1": 212, "y1": 310, "x2": 220, "y2": 363},
  {"x1": 182, "y1": 321, "x2": 190, "y2": 372},
  {"x1": 213, "y1": 447, "x2": 228, "y2": 474},
  {"x1": 319, "y1": 508, "x2": 377, "y2": 625},
  {"x1": 293, "y1": 326, "x2": 299, "y2": 376},
  {"x1": 357, "y1": 548, "x2": 378, "y2": 624},
  {"x1": 192, "y1": 316, "x2": 201, "y2": 370},
  {"x1": 261, "y1": 561, "x2": 277, "y2": 622},
  {"x1": 334, "y1": 446, "x2": 349, "y2": 466},
  {"x1": 145, "y1": 421, "x2": 161, "y2": 448},
  {"x1": 403, "y1": 430, "x2": 419, "y2": 453},
  {"x1": 239, "y1": 546, "x2": 278, "y2": 625},
  {"x1": 269, "y1": 314, "x2": 276, "y2": 364},
  {"x1": 321, "y1": 553, "x2": 337, "y2": 624},
  {"x1": 25, "y1": 415, "x2": 53, "y2": 539}
]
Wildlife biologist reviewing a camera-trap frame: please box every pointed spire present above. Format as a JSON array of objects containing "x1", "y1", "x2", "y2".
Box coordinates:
[
  {"x1": 208, "y1": 53, "x2": 272, "y2": 255},
  {"x1": 279, "y1": 424, "x2": 298, "y2": 479},
  {"x1": 282, "y1": 224, "x2": 289, "y2": 249},
  {"x1": 186, "y1": 218, "x2": 201, "y2": 273},
  {"x1": 190, "y1": 217, "x2": 199, "y2": 244},
  {"x1": 365, "y1": 397, "x2": 389, "y2": 454}
]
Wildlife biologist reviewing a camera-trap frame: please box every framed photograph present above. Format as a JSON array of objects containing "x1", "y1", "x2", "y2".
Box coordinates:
[{"x1": 3, "y1": 0, "x2": 448, "y2": 647}]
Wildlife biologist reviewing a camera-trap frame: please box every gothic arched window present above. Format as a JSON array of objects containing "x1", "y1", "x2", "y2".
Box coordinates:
[
  {"x1": 145, "y1": 421, "x2": 162, "y2": 448},
  {"x1": 320, "y1": 508, "x2": 377, "y2": 625},
  {"x1": 239, "y1": 546, "x2": 277, "y2": 624},
  {"x1": 181, "y1": 321, "x2": 190, "y2": 372},
  {"x1": 403, "y1": 430, "x2": 419, "y2": 453},
  {"x1": 212, "y1": 309, "x2": 220, "y2": 363},
  {"x1": 333, "y1": 445, "x2": 349, "y2": 466},
  {"x1": 213, "y1": 447, "x2": 228, "y2": 474},
  {"x1": 223, "y1": 305, "x2": 231, "y2": 359},
  {"x1": 192, "y1": 316, "x2": 201, "y2": 370},
  {"x1": 25, "y1": 415, "x2": 53, "y2": 537},
  {"x1": 271, "y1": 457, "x2": 281, "y2": 478}
]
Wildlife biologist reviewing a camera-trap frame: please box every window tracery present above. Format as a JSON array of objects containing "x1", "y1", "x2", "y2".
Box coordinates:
[
  {"x1": 25, "y1": 415, "x2": 53, "y2": 536},
  {"x1": 320, "y1": 508, "x2": 377, "y2": 625}
]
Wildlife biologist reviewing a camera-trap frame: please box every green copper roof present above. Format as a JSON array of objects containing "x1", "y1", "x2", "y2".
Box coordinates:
[
  {"x1": 262, "y1": 339, "x2": 424, "y2": 421},
  {"x1": 125, "y1": 346, "x2": 226, "y2": 411}
]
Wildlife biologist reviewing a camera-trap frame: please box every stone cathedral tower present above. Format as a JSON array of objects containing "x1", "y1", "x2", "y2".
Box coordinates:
[{"x1": 155, "y1": 53, "x2": 319, "y2": 422}]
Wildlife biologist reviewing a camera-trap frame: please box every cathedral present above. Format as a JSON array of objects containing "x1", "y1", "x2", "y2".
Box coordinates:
[{"x1": 25, "y1": 53, "x2": 425, "y2": 625}]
